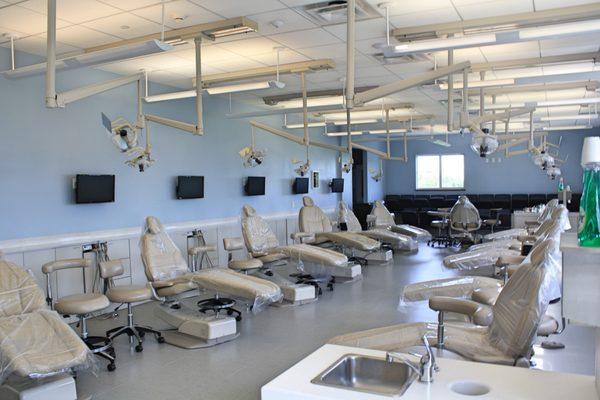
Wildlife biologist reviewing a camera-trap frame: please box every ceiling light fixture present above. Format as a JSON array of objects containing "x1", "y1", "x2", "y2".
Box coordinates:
[
  {"x1": 332, "y1": 119, "x2": 379, "y2": 125},
  {"x1": 539, "y1": 114, "x2": 599, "y2": 121},
  {"x1": 284, "y1": 122, "x2": 327, "y2": 129},
  {"x1": 437, "y1": 78, "x2": 515, "y2": 90},
  {"x1": 542, "y1": 125, "x2": 593, "y2": 131},
  {"x1": 273, "y1": 95, "x2": 345, "y2": 109},
  {"x1": 326, "y1": 131, "x2": 364, "y2": 136},
  {"x1": 369, "y1": 128, "x2": 408, "y2": 134},
  {"x1": 144, "y1": 80, "x2": 285, "y2": 103}
]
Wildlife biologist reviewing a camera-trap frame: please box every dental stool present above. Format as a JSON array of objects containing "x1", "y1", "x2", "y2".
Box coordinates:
[
  {"x1": 42, "y1": 258, "x2": 116, "y2": 371},
  {"x1": 99, "y1": 260, "x2": 164, "y2": 352}
]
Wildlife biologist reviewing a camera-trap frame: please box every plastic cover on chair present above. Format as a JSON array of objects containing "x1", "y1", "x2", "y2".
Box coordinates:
[
  {"x1": 443, "y1": 247, "x2": 521, "y2": 270},
  {"x1": 141, "y1": 216, "x2": 191, "y2": 282},
  {"x1": 0, "y1": 261, "x2": 95, "y2": 383},
  {"x1": 449, "y1": 196, "x2": 481, "y2": 232},
  {"x1": 331, "y1": 239, "x2": 557, "y2": 365},
  {"x1": 241, "y1": 205, "x2": 280, "y2": 256},
  {"x1": 398, "y1": 276, "x2": 502, "y2": 307}
]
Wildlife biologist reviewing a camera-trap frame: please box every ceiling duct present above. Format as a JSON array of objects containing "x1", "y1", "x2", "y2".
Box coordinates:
[{"x1": 295, "y1": 0, "x2": 378, "y2": 26}]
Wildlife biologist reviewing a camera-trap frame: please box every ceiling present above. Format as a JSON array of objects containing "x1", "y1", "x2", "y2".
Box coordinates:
[{"x1": 1, "y1": 0, "x2": 600, "y2": 128}]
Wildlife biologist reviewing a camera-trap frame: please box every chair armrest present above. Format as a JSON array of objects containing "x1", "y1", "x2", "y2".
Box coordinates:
[
  {"x1": 524, "y1": 220, "x2": 540, "y2": 227},
  {"x1": 222, "y1": 237, "x2": 244, "y2": 252},
  {"x1": 429, "y1": 296, "x2": 492, "y2": 326},
  {"x1": 291, "y1": 232, "x2": 315, "y2": 244},
  {"x1": 42, "y1": 258, "x2": 91, "y2": 274},
  {"x1": 517, "y1": 234, "x2": 537, "y2": 242},
  {"x1": 151, "y1": 281, "x2": 175, "y2": 289},
  {"x1": 496, "y1": 254, "x2": 526, "y2": 266}
]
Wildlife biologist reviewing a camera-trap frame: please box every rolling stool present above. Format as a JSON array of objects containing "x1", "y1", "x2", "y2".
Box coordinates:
[
  {"x1": 99, "y1": 260, "x2": 164, "y2": 352},
  {"x1": 42, "y1": 258, "x2": 116, "y2": 371},
  {"x1": 187, "y1": 229, "x2": 217, "y2": 271}
]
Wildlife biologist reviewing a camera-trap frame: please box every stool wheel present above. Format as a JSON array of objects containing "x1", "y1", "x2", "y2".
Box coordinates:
[
  {"x1": 107, "y1": 363, "x2": 116, "y2": 372},
  {"x1": 157, "y1": 336, "x2": 165, "y2": 344},
  {"x1": 135, "y1": 344, "x2": 143, "y2": 353}
]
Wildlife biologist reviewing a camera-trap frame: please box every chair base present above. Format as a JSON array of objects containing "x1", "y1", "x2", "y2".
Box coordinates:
[
  {"x1": 84, "y1": 335, "x2": 116, "y2": 371},
  {"x1": 106, "y1": 324, "x2": 164, "y2": 352},
  {"x1": 290, "y1": 273, "x2": 334, "y2": 295},
  {"x1": 197, "y1": 297, "x2": 242, "y2": 321}
]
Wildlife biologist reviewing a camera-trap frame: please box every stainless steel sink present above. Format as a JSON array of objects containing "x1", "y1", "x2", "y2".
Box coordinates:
[{"x1": 311, "y1": 354, "x2": 417, "y2": 397}]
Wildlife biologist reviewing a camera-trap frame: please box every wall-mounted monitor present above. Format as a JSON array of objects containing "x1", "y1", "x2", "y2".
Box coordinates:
[
  {"x1": 331, "y1": 178, "x2": 344, "y2": 193},
  {"x1": 75, "y1": 174, "x2": 115, "y2": 204},
  {"x1": 293, "y1": 177, "x2": 309, "y2": 194},
  {"x1": 245, "y1": 176, "x2": 265, "y2": 196},
  {"x1": 177, "y1": 176, "x2": 204, "y2": 199}
]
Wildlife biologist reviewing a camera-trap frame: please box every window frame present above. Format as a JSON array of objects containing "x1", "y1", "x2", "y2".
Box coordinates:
[{"x1": 415, "y1": 153, "x2": 465, "y2": 191}]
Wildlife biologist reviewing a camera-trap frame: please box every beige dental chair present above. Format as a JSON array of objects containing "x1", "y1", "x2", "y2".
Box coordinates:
[
  {"x1": 297, "y1": 196, "x2": 380, "y2": 264},
  {"x1": 484, "y1": 198, "x2": 559, "y2": 241},
  {"x1": 330, "y1": 238, "x2": 557, "y2": 366},
  {"x1": 42, "y1": 258, "x2": 116, "y2": 371},
  {"x1": 338, "y1": 201, "x2": 418, "y2": 252},
  {"x1": 141, "y1": 216, "x2": 282, "y2": 319},
  {"x1": 369, "y1": 200, "x2": 432, "y2": 242},
  {"x1": 0, "y1": 260, "x2": 93, "y2": 384}
]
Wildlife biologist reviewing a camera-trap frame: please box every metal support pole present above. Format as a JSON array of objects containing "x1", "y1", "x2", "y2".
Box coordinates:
[
  {"x1": 10, "y1": 35, "x2": 15, "y2": 70},
  {"x1": 447, "y1": 37, "x2": 454, "y2": 131},
  {"x1": 301, "y1": 72, "x2": 309, "y2": 146},
  {"x1": 437, "y1": 312, "x2": 445, "y2": 349},
  {"x1": 479, "y1": 71, "x2": 485, "y2": 129},
  {"x1": 45, "y1": 0, "x2": 57, "y2": 107},
  {"x1": 194, "y1": 36, "x2": 204, "y2": 135}
]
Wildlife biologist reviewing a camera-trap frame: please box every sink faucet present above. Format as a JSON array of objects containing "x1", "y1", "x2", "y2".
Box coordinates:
[{"x1": 386, "y1": 335, "x2": 439, "y2": 383}]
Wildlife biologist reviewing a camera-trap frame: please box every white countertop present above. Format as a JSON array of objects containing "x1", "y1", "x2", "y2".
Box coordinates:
[
  {"x1": 561, "y1": 232, "x2": 600, "y2": 253},
  {"x1": 261, "y1": 344, "x2": 597, "y2": 400}
]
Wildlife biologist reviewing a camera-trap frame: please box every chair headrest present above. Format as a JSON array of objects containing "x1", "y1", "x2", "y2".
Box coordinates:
[
  {"x1": 373, "y1": 200, "x2": 383, "y2": 208},
  {"x1": 547, "y1": 198, "x2": 559, "y2": 208},
  {"x1": 145, "y1": 216, "x2": 163, "y2": 234},
  {"x1": 243, "y1": 205, "x2": 256, "y2": 217},
  {"x1": 303, "y1": 196, "x2": 315, "y2": 207},
  {"x1": 339, "y1": 201, "x2": 349, "y2": 211}
]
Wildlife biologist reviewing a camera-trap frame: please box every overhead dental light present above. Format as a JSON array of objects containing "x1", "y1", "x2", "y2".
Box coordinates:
[
  {"x1": 101, "y1": 112, "x2": 141, "y2": 152},
  {"x1": 292, "y1": 159, "x2": 311, "y2": 176},
  {"x1": 532, "y1": 151, "x2": 555, "y2": 170},
  {"x1": 546, "y1": 165, "x2": 562, "y2": 180},
  {"x1": 471, "y1": 134, "x2": 499, "y2": 158},
  {"x1": 3, "y1": 40, "x2": 173, "y2": 79},
  {"x1": 239, "y1": 127, "x2": 267, "y2": 168},
  {"x1": 369, "y1": 159, "x2": 384, "y2": 182}
]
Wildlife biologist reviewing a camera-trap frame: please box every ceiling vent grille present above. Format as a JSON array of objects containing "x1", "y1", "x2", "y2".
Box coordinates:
[{"x1": 295, "y1": 1, "x2": 379, "y2": 26}]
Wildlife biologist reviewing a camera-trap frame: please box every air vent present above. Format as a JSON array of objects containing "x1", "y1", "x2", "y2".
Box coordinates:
[{"x1": 295, "y1": 0, "x2": 379, "y2": 26}]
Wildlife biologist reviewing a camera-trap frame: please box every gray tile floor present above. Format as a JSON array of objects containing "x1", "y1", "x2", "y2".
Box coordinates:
[{"x1": 76, "y1": 245, "x2": 595, "y2": 400}]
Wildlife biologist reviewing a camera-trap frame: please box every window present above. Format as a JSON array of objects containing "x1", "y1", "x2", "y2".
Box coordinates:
[{"x1": 416, "y1": 154, "x2": 464, "y2": 190}]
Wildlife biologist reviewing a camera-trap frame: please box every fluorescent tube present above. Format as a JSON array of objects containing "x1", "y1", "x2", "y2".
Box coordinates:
[{"x1": 144, "y1": 80, "x2": 285, "y2": 102}]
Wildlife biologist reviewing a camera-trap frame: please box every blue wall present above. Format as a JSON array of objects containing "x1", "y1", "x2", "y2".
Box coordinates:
[
  {"x1": 0, "y1": 49, "x2": 343, "y2": 240},
  {"x1": 383, "y1": 130, "x2": 595, "y2": 196}
]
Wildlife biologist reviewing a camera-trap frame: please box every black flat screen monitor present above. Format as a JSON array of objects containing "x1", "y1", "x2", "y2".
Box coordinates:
[
  {"x1": 177, "y1": 176, "x2": 204, "y2": 199},
  {"x1": 75, "y1": 174, "x2": 115, "y2": 204},
  {"x1": 293, "y1": 177, "x2": 309, "y2": 194},
  {"x1": 331, "y1": 178, "x2": 344, "y2": 193},
  {"x1": 245, "y1": 176, "x2": 265, "y2": 196}
]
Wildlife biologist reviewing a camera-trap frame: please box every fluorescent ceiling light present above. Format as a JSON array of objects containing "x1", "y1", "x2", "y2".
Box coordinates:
[
  {"x1": 144, "y1": 80, "x2": 285, "y2": 103},
  {"x1": 438, "y1": 78, "x2": 515, "y2": 90},
  {"x1": 284, "y1": 122, "x2": 327, "y2": 129},
  {"x1": 390, "y1": 33, "x2": 497, "y2": 55},
  {"x1": 385, "y1": 19, "x2": 600, "y2": 57},
  {"x1": 274, "y1": 95, "x2": 344, "y2": 109},
  {"x1": 3, "y1": 39, "x2": 173, "y2": 79},
  {"x1": 519, "y1": 19, "x2": 600, "y2": 40},
  {"x1": 539, "y1": 114, "x2": 599, "y2": 121},
  {"x1": 542, "y1": 125, "x2": 593, "y2": 131},
  {"x1": 369, "y1": 129, "x2": 408, "y2": 134},
  {"x1": 326, "y1": 131, "x2": 364, "y2": 136},
  {"x1": 538, "y1": 97, "x2": 600, "y2": 107},
  {"x1": 332, "y1": 119, "x2": 379, "y2": 125},
  {"x1": 206, "y1": 80, "x2": 285, "y2": 95}
]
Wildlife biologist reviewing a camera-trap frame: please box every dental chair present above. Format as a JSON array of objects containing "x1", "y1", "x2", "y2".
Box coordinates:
[
  {"x1": 140, "y1": 216, "x2": 282, "y2": 349},
  {"x1": 443, "y1": 206, "x2": 569, "y2": 270},
  {"x1": 329, "y1": 238, "x2": 557, "y2": 367},
  {"x1": 484, "y1": 199, "x2": 559, "y2": 242},
  {"x1": 42, "y1": 259, "x2": 116, "y2": 371},
  {"x1": 223, "y1": 236, "x2": 317, "y2": 304},
  {"x1": 297, "y1": 196, "x2": 380, "y2": 266},
  {"x1": 240, "y1": 205, "x2": 360, "y2": 283},
  {"x1": 0, "y1": 260, "x2": 94, "y2": 399},
  {"x1": 369, "y1": 200, "x2": 432, "y2": 242},
  {"x1": 337, "y1": 201, "x2": 417, "y2": 253},
  {"x1": 448, "y1": 196, "x2": 481, "y2": 245}
]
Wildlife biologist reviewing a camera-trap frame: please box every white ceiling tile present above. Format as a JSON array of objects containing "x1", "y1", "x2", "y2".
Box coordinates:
[
  {"x1": 218, "y1": 36, "x2": 281, "y2": 56},
  {"x1": 296, "y1": 42, "x2": 346, "y2": 59},
  {"x1": 98, "y1": 0, "x2": 163, "y2": 11},
  {"x1": 173, "y1": 44, "x2": 239, "y2": 63},
  {"x1": 355, "y1": 64, "x2": 395, "y2": 79},
  {"x1": 278, "y1": 0, "x2": 316, "y2": 6},
  {"x1": 365, "y1": 0, "x2": 454, "y2": 17},
  {"x1": 541, "y1": 43, "x2": 600, "y2": 57},
  {"x1": 389, "y1": 7, "x2": 460, "y2": 29},
  {"x1": 82, "y1": 12, "x2": 163, "y2": 39},
  {"x1": 132, "y1": 1, "x2": 223, "y2": 29},
  {"x1": 269, "y1": 28, "x2": 342, "y2": 49},
  {"x1": 246, "y1": 8, "x2": 317, "y2": 35},
  {"x1": 209, "y1": 57, "x2": 267, "y2": 72},
  {"x1": 323, "y1": 18, "x2": 388, "y2": 41},
  {"x1": 454, "y1": 0, "x2": 533, "y2": 20},
  {"x1": 248, "y1": 49, "x2": 309, "y2": 65},
  {"x1": 4, "y1": 34, "x2": 79, "y2": 57},
  {"x1": 305, "y1": 70, "x2": 343, "y2": 83},
  {"x1": 19, "y1": 0, "x2": 121, "y2": 24},
  {"x1": 354, "y1": 36, "x2": 386, "y2": 55},
  {"x1": 533, "y1": 0, "x2": 600, "y2": 10},
  {"x1": 51, "y1": 25, "x2": 121, "y2": 48},
  {"x1": 383, "y1": 61, "x2": 434, "y2": 77},
  {"x1": 480, "y1": 42, "x2": 541, "y2": 62},
  {"x1": 0, "y1": 5, "x2": 70, "y2": 35},
  {"x1": 188, "y1": 0, "x2": 285, "y2": 18}
]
